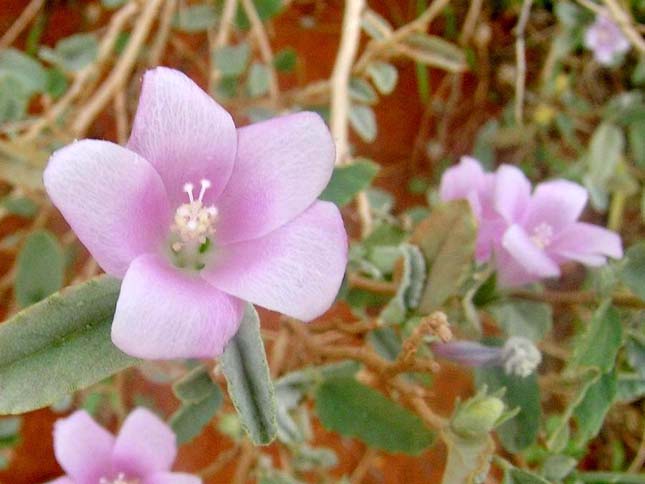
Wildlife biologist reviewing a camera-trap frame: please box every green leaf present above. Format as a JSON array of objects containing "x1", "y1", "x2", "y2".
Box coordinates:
[
  {"x1": 542, "y1": 454, "x2": 577, "y2": 481},
  {"x1": 39, "y1": 34, "x2": 99, "y2": 72},
  {"x1": 349, "y1": 78, "x2": 378, "y2": 104},
  {"x1": 616, "y1": 373, "x2": 645, "y2": 402},
  {"x1": 569, "y1": 302, "x2": 622, "y2": 373},
  {"x1": 584, "y1": 122, "x2": 624, "y2": 210},
  {"x1": 0, "y1": 74, "x2": 29, "y2": 124},
  {"x1": 0, "y1": 417, "x2": 21, "y2": 447},
  {"x1": 380, "y1": 244, "x2": 426, "y2": 324},
  {"x1": 170, "y1": 369, "x2": 223, "y2": 443},
  {"x1": 574, "y1": 471, "x2": 645, "y2": 483},
  {"x1": 273, "y1": 48, "x2": 297, "y2": 72},
  {"x1": 367, "y1": 61, "x2": 398, "y2": 95},
  {"x1": 620, "y1": 242, "x2": 645, "y2": 300},
  {"x1": 368, "y1": 327, "x2": 401, "y2": 361},
  {"x1": 173, "y1": 365, "x2": 217, "y2": 402},
  {"x1": 246, "y1": 62, "x2": 270, "y2": 98},
  {"x1": 214, "y1": 43, "x2": 250, "y2": 77},
  {"x1": 101, "y1": 0, "x2": 127, "y2": 8},
  {"x1": 220, "y1": 304, "x2": 277, "y2": 445},
  {"x1": 441, "y1": 430, "x2": 494, "y2": 484},
  {"x1": 626, "y1": 335, "x2": 645, "y2": 377},
  {"x1": 0, "y1": 48, "x2": 47, "y2": 95},
  {"x1": 315, "y1": 377, "x2": 434, "y2": 454},
  {"x1": 15, "y1": 230, "x2": 65, "y2": 308},
  {"x1": 411, "y1": 201, "x2": 477, "y2": 313},
  {"x1": 174, "y1": 4, "x2": 218, "y2": 32},
  {"x1": 0, "y1": 276, "x2": 138, "y2": 414},
  {"x1": 489, "y1": 298, "x2": 552, "y2": 342},
  {"x1": 629, "y1": 118, "x2": 645, "y2": 167},
  {"x1": 319, "y1": 158, "x2": 379, "y2": 207},
  {"x1": 235, "y1": 0, "x2": 283, "y2": 29},
  {"x1": 502, "y1": 467, "x2": 550, "y2": 484},
  {"x1": 361, "y1": 9, "x2": 393, "y2": 40},
  {"x1": 573, "y1": 369, "x2": 617, "y2": 446},
  {"x1": 475, "y1": 367, "x2": 541, "y2": 453},
  {"x1": 402, "y1": 34, "x2": 467, "y2": 73},
  {"x1": 46, "y1": 68, "x2": 68, "y2": 99},
  {"x1": 349, "y1": 104, "x2": 377, "y2": 142}
]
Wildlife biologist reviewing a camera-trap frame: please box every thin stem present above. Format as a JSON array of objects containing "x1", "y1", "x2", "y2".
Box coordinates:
[
  {"x1": 0, "y1": 0, "x2": 45, "y2": 49},
  {"x1": 330, "y1": 0, "x2": 365, "y2": 166},
  {"x1": 514, "y1": 0, "x2": 533, "y2": 127}
]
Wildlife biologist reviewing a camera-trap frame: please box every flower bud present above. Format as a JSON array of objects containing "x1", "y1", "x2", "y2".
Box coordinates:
[{"x1": 451, "y1": 393, "x2": 505, "y2": 439}]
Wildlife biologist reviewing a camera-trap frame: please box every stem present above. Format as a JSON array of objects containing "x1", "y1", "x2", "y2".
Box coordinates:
[
  {"x1": 0, "y1": 0, "x2": 45, "y2": 49},
  {"x1": 514, "y1": 0, "x2": 533, "y2": 127}
]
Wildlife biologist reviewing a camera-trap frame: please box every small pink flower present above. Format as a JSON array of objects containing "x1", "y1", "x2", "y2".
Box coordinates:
[
  {"x1": 584, "y1": 15, "x2": 630, "y2": 66},
  {"x1": 439, "y1": 157, "x2": 622, "y2": 287},
  {"x1": 495, "y1": 170, "x2": 622, "y2": 287},
  {"x1": 48, "y1": 408, "x2": 200, "y2": 484},
  {"x1": 439, "y1": 156, "x2": 506, "y2": 262},
  {"x1": 44, "y1": 67, "x2": 347, "y2": 360}
]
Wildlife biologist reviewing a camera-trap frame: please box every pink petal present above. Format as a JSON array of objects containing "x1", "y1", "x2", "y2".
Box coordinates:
[
  {"x1": 494, "y1": 164, "x2": 531, "y2": 224},
  {"x1": 203, "y1": 201, "x2": 347, "y2": 321},
  {"x1": 522, "y1": 180, "x2": 588, "y2": 233},
  {"x1": 44, "y1": 140, "x2": 170, "y2": 277},
  {"x1": 112, "y1": 408, "x2": 176, "y2": 477},
  {"x1": 494, "y1": 248, "x2": 545, "y2": 288},
  {"x1": 432, "y1": 341, "x2": 502, "y2": 367},
  {"x1": 53, "y1": 410, "x2": 114, "y2": 483},
  {"x1": 127, "y1": 67, "x2": 237, "y2": 206},
  {"x1": 214, "y1": 112, "x2": 335, "y2": 244},
  {"x1": 439, "y1": 156, "x2": 485, "y2": 202},
  {"x1": 501, "y1": 225, "x2": 560, "y2": 278},
  {"x1": 549, "y1": 222, "x2": 623, "y2": 266},
  {"x1": 111, "y1": 254, "x2": 244, "y2": 359},
  {"x1": 144, "y1": 472, "x2": 203, "y2": 484}
]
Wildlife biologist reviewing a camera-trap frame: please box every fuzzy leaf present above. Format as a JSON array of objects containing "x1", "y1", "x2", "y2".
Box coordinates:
[
  {"x1": 320, "y1": 158, "x2": 379, "y2": 207},
  {"x1": 0, "y1": 276, "x2": 138, "y2": 414},
  {"x1": 220, "y1": 304, "x2": 277, "y2": 445},
  {"x1": 367, "y1": 61, "x2": 398, "y2": 94},
  {"x1": 349, "y1": 104, "x2": 377, "y2": 142},
  {"x1": 490, "y1": 299, "x2": 552, "y2": 342},
  {"x1": 411, "y1": 201, "x2": 477, "y2": 313},
  {"x1": 315, "y1": 377, "x2": 434, "y2": 454},
  {"x1": 441, "y1": 430, "x2": 494, "y2": 484},
  {"x1": 620, "y1": 242, "x2": 645, "y2": 301},
  {"x1": 15, "y1": 230, "x2": 65, "y2": 308}
]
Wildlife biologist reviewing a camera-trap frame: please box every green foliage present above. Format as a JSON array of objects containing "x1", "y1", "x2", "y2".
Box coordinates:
[
  {"x1": 380, "y1": 244, "x2": 426, "y2": 323},
  {"x1": 316, "y1": 377, "x2": 435, "y2": 454},
  {"x1": 0, "y1": 276, "x2": 138, "y2": 414},
  {"x1": 39, "y1": 34, "x2": 99, "y2": 72},
  {"x1": 214, "y1": 43, "x2": 251, "y2": 77},
  {"x1": 0, "y1": 74, "x2": 28, "y2": 124},
  {"x1": 402, "y1": 34, "x2": 467, "y2": 72},
  {"x1": 349, "y1": 78, "x2": 378, "y2": 105},
  {"x1": 349, "y1": 104, "x2": 377, "y2": 142},
  {"x1": 367, "y1": 61, "x2": 398, "y2": 95},
  {"x1": 502, "y1": 467, "x2": 550, "y2": 484},
  {"x1": 475, "y1": 368, "x2": 541, "y2": 453},
  {"x1": 441, "y1": 430, "x2": 494, "y2": 484},
  {"x1": 235, "y1": 0, "x2": 283, "y2": 29},
  {"x1": 174, "y1": 4, "x2": 218, "y2": 32},
  {"x1": 273, "y1": 48, "x2": 297, "y2": 72},
  {"x1": 319, "y1": 158, "x2": 379, "y2": 207},
  {"x1": 619, "y1": 242, "x2": 645, "y2": 300},
  {"x1": 170, "y1": 365, "x2": 223, "y2": 443},
  {"x1": 569, "y1": 302, "x2": 622, "y2": 373},
  {"x1": 15, "y1": 230, "x2": 65, "y2": 308},
  {"x1": 411, "y1": 200, "x2": 477, "y2": 313},
  {"x1": 0, "y1": 48, "x2": 47, "y2": 95},
  {"x1": 584, "y1": 122, "x2": 625, "y2": 211},
  {"x1": 247, "y1": 62, "x2": 270, "y2": 97},
  {"x1": 489, "y1": 298, "x2": 552, "y2": 342},
  {"x1": 220, "y1": 304, "x2": 277, "y2": 445}
]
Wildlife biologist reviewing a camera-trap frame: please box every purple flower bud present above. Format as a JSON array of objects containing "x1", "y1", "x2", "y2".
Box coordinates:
[{"x1": 584, "y1": 15, "x2": 630, "y2": 66}]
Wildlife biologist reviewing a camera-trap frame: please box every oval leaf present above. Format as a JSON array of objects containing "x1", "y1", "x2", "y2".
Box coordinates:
[
  {"x1": 315, "y1": 377, "x2": 435, "y2": 455},
  {"x1": 0, "y1": 276, "x2": 138, "y2": 414},
  {"x1": 220, "y1": 304, "x2": 277, "y2": 445}
]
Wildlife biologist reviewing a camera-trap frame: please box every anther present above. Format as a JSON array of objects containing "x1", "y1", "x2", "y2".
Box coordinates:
[{"x1": 183, "y1": 183, "x2": 195, "y2": 203}]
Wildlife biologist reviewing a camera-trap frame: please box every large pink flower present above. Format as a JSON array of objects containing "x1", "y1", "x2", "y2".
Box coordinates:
[
  {"x1": 44, "y1": 67, "x2": 347, "y2": 360},
  {"x1": 49, "y1": 408, "x2": 199, "y2": 484},
  {"x1": 493, "y1": 165, "x2": 622, "y2": 287}
]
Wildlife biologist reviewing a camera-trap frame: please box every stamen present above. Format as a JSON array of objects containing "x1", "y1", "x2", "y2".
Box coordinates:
[
  {"x1": 198, "y1": 179, "x2": 212, "y2": 202},
  {"x1": 183, "y1": 183, "x2": 195, "y2": 203}
]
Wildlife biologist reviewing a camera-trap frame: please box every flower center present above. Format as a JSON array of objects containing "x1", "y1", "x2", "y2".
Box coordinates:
[
  {"x1": 99, "y1": 473, "x2": 140, "y2": 484},
  {"x1": 530, "y1": 222, "x2": 553, "y2": 249},
  {"x1": 168, "y1": 179, "x2": 218, "y2": 270}
]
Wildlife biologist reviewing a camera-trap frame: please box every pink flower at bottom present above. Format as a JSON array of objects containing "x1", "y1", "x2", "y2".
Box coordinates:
[
  {"x1": 584, "y1": 15, "x2": 630, "y2": 66},
  {"x1": 494, "y1": 170, "x2": 623, "y2": 287},
  {"x1": 48, "y1": 408, "x2": 200, "y2": 484},
  {"x1": 44, "y1": 67, "x2": 348, "y2": 360}
]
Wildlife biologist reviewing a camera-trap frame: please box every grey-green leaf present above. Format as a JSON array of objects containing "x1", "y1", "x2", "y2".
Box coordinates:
[
  {"x1": 569, "y1": 302, "x2": 622, "y2": 373},
  {"x1": 490, "y1": 298, "x2": 552, "y2": 342},
  {"x1": 0, "y1": 276, "x2": 138, "y2": 414},
  {"x1": 441, "y1": 430, "x2": 494, "y2": 484},
  {"x1": 15, "y1": 230, "x2": 65, "y2": 308},
  {"x1": 246, "y1": 62, "x2": 270, "y2": 98},
  {"x1": 174, "y1": 4, "x2": 218, "y2": 32},
  {"x1": 349, "y1": 104, "x2": 377, "y2": 142},
  {"x1": 411, "y1": 201, "x2": 477, "y2": 313},
  {"x1": 319, "y1": 158, "x2": 379, "y2": 207},
  {"x1": 475, "y1": 367, "x2": 541, "y2": 453},
  {"x1": 214, "y1": 43, "x2": 250, "y2": 77},
  {"x1": 220, "y1": 304, "x2": 277, "y2": 445},
  {"x1": 367, "y1": 61, "x2": 398, "y2": 95},
  {"x1": 40, "y1": 34, "x2": 99, "y2": 72},
  {"x1": 170, "y1": 386, "x2": 223, "y2": 443},
  {"x1": 620, "y1": 242, "x2": 645, "y2": 301},
  {"x1": 0, "y1": 49, "x2": 47, "y2": 95},
  {"x1": 315, "y1": 377, "x2": 435, "y2": 455}
]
